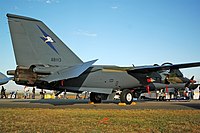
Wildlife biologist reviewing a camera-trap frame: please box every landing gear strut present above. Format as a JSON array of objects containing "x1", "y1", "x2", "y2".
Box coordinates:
[{"x1": 90, "y1": 92, "x2": 102, "y2": 103}]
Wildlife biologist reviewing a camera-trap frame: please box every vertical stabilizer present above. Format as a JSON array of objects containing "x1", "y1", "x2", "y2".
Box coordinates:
[{"x1": 7, "y1": 14, "x2": 83, "y2": 67}]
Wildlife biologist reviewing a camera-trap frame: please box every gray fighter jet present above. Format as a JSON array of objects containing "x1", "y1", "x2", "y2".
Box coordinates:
[{"x1": 6, "y1": 14, "x2": 200, "y2": 104}]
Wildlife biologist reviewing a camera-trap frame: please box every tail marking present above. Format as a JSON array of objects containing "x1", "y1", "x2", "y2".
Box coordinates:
[{"x1": 37, "y1": 25, "x2": 59, "y2": 54}]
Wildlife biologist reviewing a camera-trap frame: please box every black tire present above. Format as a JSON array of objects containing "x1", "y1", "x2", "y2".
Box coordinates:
[
  {"x1": 120, "y1": 89, "x2": 133, "y2": 104},
  {"x1": 140, "y1": 96, "x2": 145, "y2": 100},
  {"x1": 159, "y1": 96, "x2": 162, "y2": 101},
  {"x1": 162, "y1": 96, "x2": 166, "y2": 101},
  {"x1": 90, "y1": 92, "x2": 102, "y2": 103},
  {"x1": 12, "y1": 94, "x2": 16, "y2": 99}
]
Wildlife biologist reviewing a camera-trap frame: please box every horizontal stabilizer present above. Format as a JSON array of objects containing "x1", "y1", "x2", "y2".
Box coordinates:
[
  {"x1": 0, "y1": 72, "x2": 12, "y2": 85},
  {"x1": 41, "y1": 59, "x2": 98, "y2": 82}
]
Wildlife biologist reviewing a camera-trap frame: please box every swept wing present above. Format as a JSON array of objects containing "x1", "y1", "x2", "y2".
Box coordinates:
[{"x1": 129, "y1": 62, "x2": 200, "y2": 73}]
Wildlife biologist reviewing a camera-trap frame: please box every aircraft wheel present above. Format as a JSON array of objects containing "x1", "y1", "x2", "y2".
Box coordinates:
[
  {"x1": 159, "y1": 96, "x2": 162, "y2": 101},
  {"x1": 120, "y1": 89, "x2": 133, "y2": 104},
  {"x1": 12, "y1": 94, "x2": 16, "y2": 99},
  {"x1": 140, "y1": 96, "x2": 145, "y2": 100},
  {"x1": 162, "y1": 96, "x2": 166, "y2": 101},
  {"x1": 90, "y1": 92, "x2": 102, "y2": 103}
]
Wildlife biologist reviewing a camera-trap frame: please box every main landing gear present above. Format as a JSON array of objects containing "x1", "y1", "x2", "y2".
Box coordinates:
[
  {"x1": 90, "y1": 92, "x2": 102, "y2": 103},
  {"x1": 90, "y1": 89, "x2": 134, "y2": 105},
  {"x1": 120, "y1": 89, "x2": 133, "y2": 105}
]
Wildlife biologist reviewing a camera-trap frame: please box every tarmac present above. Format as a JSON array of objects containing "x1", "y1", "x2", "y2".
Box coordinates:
[{"x1": 0, "y1": 99, "x2": 200, "y2": 110}]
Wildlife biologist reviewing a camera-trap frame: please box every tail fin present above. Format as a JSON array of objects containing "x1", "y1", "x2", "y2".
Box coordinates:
[{"x1": 7, "y1": 14, "x2": 83, "y2": 67}]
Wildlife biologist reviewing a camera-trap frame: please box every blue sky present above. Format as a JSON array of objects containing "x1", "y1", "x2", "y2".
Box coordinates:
[{"x1": 0, "y1": 0, "x2": 200, "y2": 91}]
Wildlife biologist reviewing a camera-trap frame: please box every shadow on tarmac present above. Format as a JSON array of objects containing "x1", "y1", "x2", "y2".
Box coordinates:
[
  {"x1": 12, "y1": 99, "x2": 120, "y2": 106},
  {"x1": 175, "y1": 102, "x2": 200, "y2": 110},
  {"x1": 1, "y1": 99, "x2": 199, "y2": 110}
]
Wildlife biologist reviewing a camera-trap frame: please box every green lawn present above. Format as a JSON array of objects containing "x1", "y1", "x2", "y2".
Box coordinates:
[{"x1": 0, "y1": 108, "x2": 200, "y2": 133}]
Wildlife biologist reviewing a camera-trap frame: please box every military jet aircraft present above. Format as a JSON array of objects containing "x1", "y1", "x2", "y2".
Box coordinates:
[{"x1": 6, "y1": 13, "x2": 200, "y2": 104}]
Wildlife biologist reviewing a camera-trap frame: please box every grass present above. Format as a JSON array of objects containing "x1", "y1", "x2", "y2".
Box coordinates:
[{"x1": 0, "y1": 108, "x2": 200, "y2": 133}]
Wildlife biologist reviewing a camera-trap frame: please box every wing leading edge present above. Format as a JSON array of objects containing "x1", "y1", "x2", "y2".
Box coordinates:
[{"x1": 128, "y1": 62, "x2": 200, "y2": 73}]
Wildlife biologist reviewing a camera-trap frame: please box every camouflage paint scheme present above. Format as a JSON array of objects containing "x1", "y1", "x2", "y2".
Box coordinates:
[{"x1": 5, "y1": 14, "x2": 200, "y2": 104}]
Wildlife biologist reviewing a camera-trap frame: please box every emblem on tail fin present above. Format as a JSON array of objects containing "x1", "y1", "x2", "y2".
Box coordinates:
[{"x1": 37, "y1": 25, "x2": 59, "y2": 54}]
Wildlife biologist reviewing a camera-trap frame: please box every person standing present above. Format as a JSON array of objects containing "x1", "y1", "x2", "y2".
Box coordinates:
[
  {"x1": 84, "y1": 91, "x2": 89, "y2": 99},
  {"x1": 185, "y1": 87, "x2": 190, "y2": 100},
  {"x1": 63, "y1": 89, "x2": 68, "y2": 99},
  {"x1": 1, "y1": 86, "x2": 3, "y2": 98},
  {"x1": 199, "y1": 86, "x2": 200, "y2": 100},
  {"x1": 76, "y1": 93, "x2": 81, "y2": 99},
  {"x1": 1, "y1": 86, "x2": 6, "y2": 98},
  {"x1": 32, "y1": 87, "x2": 35, "y2": 99},
  {"x1": 24, "y1": 86, "x2": 29, "y2": 99},
  {"x1": 40, "y1": 89, "x2": 44, "y2": 99}
]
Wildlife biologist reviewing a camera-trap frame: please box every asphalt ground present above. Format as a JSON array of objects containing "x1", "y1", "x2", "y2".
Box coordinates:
[{"x1": 0, "y1": 99, "x2": 200, "y2": 110}]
